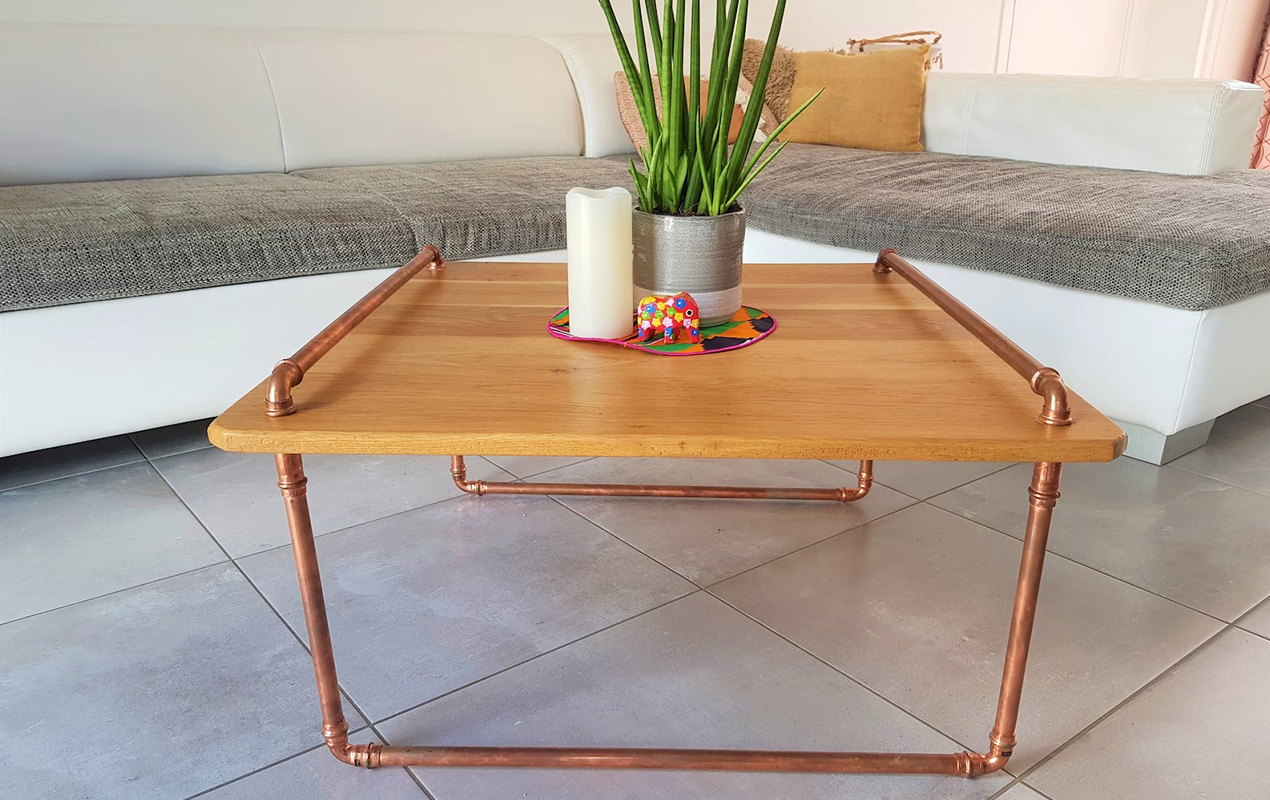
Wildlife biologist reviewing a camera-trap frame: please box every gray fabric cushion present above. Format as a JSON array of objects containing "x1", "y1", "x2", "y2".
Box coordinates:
[
  {"x1": 294, "y1": 156, "x2": 634, "y2": 261},
  {"x1": 0, "y1": 174, "x2": 418, "y2": 312},
  {"x1": 1, "y1": 157, "x2": 634, "y2": 312},
  {"x1": 742, "y1": 144, "x2": 1270, "y2": 310}
]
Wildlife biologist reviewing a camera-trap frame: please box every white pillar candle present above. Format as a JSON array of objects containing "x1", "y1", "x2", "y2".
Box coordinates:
[{"x1": 566, "y1": 186, "x2": 634, "y2": 340}]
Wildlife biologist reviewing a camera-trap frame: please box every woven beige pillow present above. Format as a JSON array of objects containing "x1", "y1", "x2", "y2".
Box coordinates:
[
  {"x1": 614, "y1": 71, "x2": 778, "y2": 153},
  {"x1": 740, "y1": 38, "x2": 798, "y2": 121},
  {"x1": 780, "y1": 45, "x2": 929, "y2": 152}
]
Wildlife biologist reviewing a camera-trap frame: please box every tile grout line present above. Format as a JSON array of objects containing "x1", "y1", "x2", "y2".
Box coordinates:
[
  {"x1": 985, "y1": 776, "x2": 1059, "y2": 800},
  {"x1": 180, "y1": 741, "x2": 328, "y2": 800},
  {"x1": 0, "y1": 450, "x2": 148, "y2": 494},
  {"x1": 483, "y1": 455, "x2": 598, "y2": 480},
  {"x1": 1168, "y1": 459, "x2": 1270, "y2": 500},
  {"x1": 178, "y1": 737, "x2": 433, "y2": 800},
  {"x1": 369, "y1": 590, "x2": 702, "y2": 730},
  {"x1": 1228, "y1": 594, "x2": 1270, "y2": 642},
  {"x1": 819, "y1": 457, "x2": 1018, "y2": 502},
  {"x1": 701, "y1": 499, "x2": 1239, "y2": 778},
  {"x1": 924, "y1": 491, "x2": 1250, "y2": 628},
  {"x1": 695, "y1": 501, "x2": 920, "y2": 589},
  {"x1": 151, "y1": 443, "x2": 440, "y2": 800},
  {"x1": 147, "y1": 463, "x2": 393, "y2": 792},
  {"x1": 184, "y1": 455, "x2": 517, "y2": 564},
  {"x1": 0, "y1": 559, "x2": 232, "y2": 630},
  {"x1": 1011, "y1": 621, "x2": 1237, "y2": 786},
  {"x1": 544, "y1": 494, "x2": 708, "y2": 588},
  {"x1": 365, "y1": 718, "x2": 440, "y2": 800},
  {"x1": 701, "y1": 588, "x2": 985, "y2": 763},
  {"x1": 546, "y1": 486, "x2": 921, "y2": 592}
]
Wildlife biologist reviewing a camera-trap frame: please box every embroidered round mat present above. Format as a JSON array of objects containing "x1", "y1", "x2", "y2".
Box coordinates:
[{"x1": 546, "y1": 305, "x2": 776, "y2": 355}]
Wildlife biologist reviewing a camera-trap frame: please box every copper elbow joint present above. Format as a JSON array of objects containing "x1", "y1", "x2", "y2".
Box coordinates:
[
  {"x1": 265, "y1": 359, "x2": 303, "y2": 417},
  {"x1": 957, "y1": 736, "x2": 1013, "y2": 776},
  {"x1": 873, "y1": 248, "x2": 896, "y2": 273},
  {"x1": 1030, "y1": 368, "x2": 1073, "y2": 427},
  {"x1": 450, "y1": 456, "x2": 486, "y2": 495},
  {"x1": 340, "y1": 742, "x2": 383, "y2": 769},
  {"x1": 322, "y1": 720, "x2": 382, "y2": 769},
  {"x1": 957, "y1": 750, "x2": 1011, "y2": 777},
  {"x1": 837, "y1": 460, "x2": 874, "y2": 501}
]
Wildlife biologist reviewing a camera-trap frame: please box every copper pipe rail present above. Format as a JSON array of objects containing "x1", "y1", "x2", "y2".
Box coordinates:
[
  {"x1": 450, "y1": 455, "x2": 873, "y2": 503},
  {"x1": 265, "y1": 245, "x2": 444, "y2": 417},
  {"x1": 275, "y1": 452, "x2": 1063, "y2": 776},
  {"x1": 875, "y1": 249, "x2": 1072, "y2": 427}
]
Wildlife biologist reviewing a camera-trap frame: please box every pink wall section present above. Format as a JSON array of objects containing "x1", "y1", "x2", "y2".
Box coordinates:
[{"x1": 1253, "y1": 13, "x2": 1270, "y2": 168}]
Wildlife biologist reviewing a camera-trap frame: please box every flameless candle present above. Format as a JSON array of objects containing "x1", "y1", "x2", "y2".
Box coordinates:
[{"x1": 565, "y1": 187, "x2": 634, "y2": 339}]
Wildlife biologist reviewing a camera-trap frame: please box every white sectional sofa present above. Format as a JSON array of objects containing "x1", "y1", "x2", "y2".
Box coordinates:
[{"x1": 0, "y1": 23, "x2": 1265, "y2": 463}]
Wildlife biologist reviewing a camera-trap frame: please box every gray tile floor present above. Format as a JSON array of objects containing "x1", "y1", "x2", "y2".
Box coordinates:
[{"x1": 2, "y1": 401, "x2": 1268, "y2": 800}]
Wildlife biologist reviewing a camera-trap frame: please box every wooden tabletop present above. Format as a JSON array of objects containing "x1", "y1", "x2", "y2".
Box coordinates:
[{"x1": 209, "y1": 262, "x2": 1126, "y2": 462}]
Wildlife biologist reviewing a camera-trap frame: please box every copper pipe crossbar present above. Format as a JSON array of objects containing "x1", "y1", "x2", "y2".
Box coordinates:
[
  {"x1": 360, "y1": 746, "x2": 972, "y2": 774},
  {"x1": 450, "y1": 455, "x2": 874, "y2": 502},
  {"x1": 875, "y1": 249, "x2": 1072, "y2": 427},
  {"x1": 265, "y1": 245, "x2": 443, "y2": 417}
]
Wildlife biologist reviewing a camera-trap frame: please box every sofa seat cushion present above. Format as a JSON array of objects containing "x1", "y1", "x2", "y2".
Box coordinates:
[
  {"x1": 0, "y1": 173, "x2": 418, "y2": 312},
  {"x1": 742, "y1": 144, "x2": 1270, "y2": 310},
  {"x1": 293, "y1": 156, "x2": 634, "y2": 261},
  {"x1": 1, "y1": 156, "x2": 635, "y2": 313}
]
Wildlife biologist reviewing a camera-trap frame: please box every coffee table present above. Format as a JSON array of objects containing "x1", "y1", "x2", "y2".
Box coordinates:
[{"x1": 210, "y1": 245, "x2": 1125, "y2": 777}]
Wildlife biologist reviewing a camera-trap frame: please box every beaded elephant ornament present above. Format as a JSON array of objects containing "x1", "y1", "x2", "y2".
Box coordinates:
[{"x1": 636, "y1": 292, "x2": 701, "y2": 345}]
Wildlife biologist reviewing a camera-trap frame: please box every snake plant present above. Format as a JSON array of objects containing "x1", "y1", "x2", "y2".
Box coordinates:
[{"x1": 598, "y1": 0, "x2": 820, "y2": 216}]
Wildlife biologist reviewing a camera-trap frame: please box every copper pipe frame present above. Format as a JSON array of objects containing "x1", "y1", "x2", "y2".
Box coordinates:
[
  {"x1": 875, "y1": 249, "x2": 1072, "y2": 427},
  {"x1": 276, "y1": 452, "x2": 1062, "y2": 776},
  {"x1": 449, "y1": 455, "x2": 873, "y2": 502},
  {"x1": 267, "y1": 247, "x2": 1068, "y2": 775},
  {"x1": 265, "y1": 246, "x2": 444, "y2": 417}
]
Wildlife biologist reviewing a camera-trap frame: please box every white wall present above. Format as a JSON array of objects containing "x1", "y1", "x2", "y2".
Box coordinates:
[
  {"x1": 1, "y1": 0, "x2": 1264, "y2": 80},
  {"x1": 1004, "y1": 0, "x2": 1267, "y2": 80},
  {"x1": 0, "y1": 0, "x2": 607, "y2": 36}
]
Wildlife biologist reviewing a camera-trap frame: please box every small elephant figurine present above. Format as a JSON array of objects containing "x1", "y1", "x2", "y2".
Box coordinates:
[{"x1": 636, "y1": 292, "x2": 702, "y2": 345}]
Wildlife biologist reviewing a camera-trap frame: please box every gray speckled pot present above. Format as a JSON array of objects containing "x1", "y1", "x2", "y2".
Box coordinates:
[{"x1": 632, "y1": 208, "x2": 745, "y2": 326}]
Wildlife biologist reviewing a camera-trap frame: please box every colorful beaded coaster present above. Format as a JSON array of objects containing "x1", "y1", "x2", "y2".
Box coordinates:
[{"x1": 547, "y1": 305, "x2": 776, "y2": 355}]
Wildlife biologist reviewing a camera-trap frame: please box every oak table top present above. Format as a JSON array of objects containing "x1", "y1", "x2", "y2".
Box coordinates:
[{"x1": 209, "y1": 262, "x2": 1126, "y2": 463}]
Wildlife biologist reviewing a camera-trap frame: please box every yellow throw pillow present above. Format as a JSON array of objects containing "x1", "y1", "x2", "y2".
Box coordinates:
[{"x1": 780, "y1": 45, "x2": 929, "y2": 152}]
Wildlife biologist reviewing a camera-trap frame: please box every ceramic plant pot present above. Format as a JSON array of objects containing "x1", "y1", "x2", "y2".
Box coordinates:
[{"x1": 632, "y1": 208, "x2": 745, "y2": 327}]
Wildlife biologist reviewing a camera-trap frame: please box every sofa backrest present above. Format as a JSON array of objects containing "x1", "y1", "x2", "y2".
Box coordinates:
[
  {"x1": 0, "y1": 24, "x2": 586, "y2": 186},
  {"x1": 923, "y1": 72, "x2": 1263, "y2": 175},
  {"x1": 549, "y1": 34, "x2": 1264, "y2": 176},
  {"x1": 3, "y1": 25, "x2": 1262, "y2": 186}
]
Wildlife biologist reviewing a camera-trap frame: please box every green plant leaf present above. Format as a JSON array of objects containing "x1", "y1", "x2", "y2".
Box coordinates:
[
  {"x1": 699, "y1": 0, "x2": 734, "y2": 147},
  {"x1": 735, "y1": 86, "x2": 822, "y2": 183},
  {"x1": 630, "y1": 0, "x2": 660, "y2": 141},
  {"x1": 644, "y1": 0, "x2": 663, "y2": 63},
  {"x1": 629, "y1": 159, "x2": 652, "y2": 209},
  {"x1": 724, "y1": 0, "x2": 791, "y2": 195},
  {"x1": 659, "y1": 0, "x2": 674, "y2": 144},
  {"x1": 603, "y1": 0, "x2": 804, "y2": 216},
  {"x1": 671, "y1": 0, "x2": 688, "y2": 157},
  {"x1": 598, "y1": 0, "x2": 662, "y2": 144},
  {"x1": 724, "y1": 139, "x2": 786, "y2": 208}
]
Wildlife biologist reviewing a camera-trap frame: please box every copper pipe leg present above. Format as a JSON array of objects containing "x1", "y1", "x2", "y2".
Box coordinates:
[
  {"x1": 450, "y1": 455, "x2": 873, "y2": 503},
  {"x1": 276, "y1": 453, "x2": 382, "y2": 768},
  {"x1": 279, "y1": 455, "x2": 1056, "y2": 776},
  {"x1": 961, "y1": 461, "x2": 1062, "y2": 775}
]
